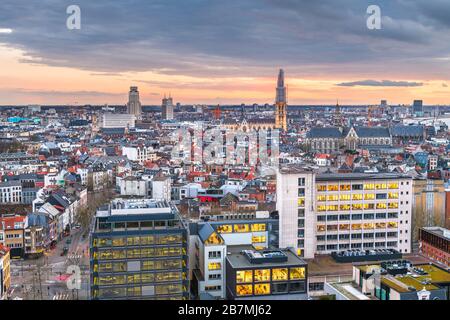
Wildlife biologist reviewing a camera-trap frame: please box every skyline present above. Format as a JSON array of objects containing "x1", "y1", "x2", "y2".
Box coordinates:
[{"x1": 0, "y1": 0, "x2": 450, "y2": 105}]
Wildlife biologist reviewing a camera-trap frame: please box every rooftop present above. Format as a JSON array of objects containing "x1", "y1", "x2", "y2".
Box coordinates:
[
  {"x1": 422, "y1": 227, "x2": 450, "y2": 240},
  {"x1": 316, "y1": 172, "x2": 410, "y2": 181},
  {"x1": 96, "y1": 198, "x2": 172, "y2": 217},
  {"x1": 226, "y1": 245, "x2": 306, "y2": 269}
]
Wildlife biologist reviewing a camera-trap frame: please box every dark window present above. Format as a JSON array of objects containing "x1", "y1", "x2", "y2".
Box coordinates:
[
  {"x1": 272, "y1": 282, "x2": 288, "y2": 294},
  {"x1": 289, "y1": 281, "x2": 306, "y2": 293}
]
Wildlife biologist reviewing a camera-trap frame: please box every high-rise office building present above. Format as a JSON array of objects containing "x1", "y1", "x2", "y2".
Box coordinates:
[
  {"x1": 413, "y1": 100, "x2": 423, "y2": 116},
  {"x1": 275, "y1": 69, "x2": 288, "y2": 131},
  {"x1": 127, "y1": 86, "x2": 142, "y2": 118},
  {"x1": 276, "y1": 165, "x2": 413, "y2": 258},
  {"x1": 162, "y1": 95, "x2": 174, "y2": 120},
  {"x1": 90, "y1": 199, "x2": 189, "y2": 300}
]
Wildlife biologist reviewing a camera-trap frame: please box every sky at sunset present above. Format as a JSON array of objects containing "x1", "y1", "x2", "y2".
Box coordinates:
[{"x1": 0, "y1": 0, "x2": 449, "y2": 105}]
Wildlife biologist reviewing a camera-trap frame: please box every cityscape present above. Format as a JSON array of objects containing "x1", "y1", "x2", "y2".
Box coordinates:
[{"x1": 0, "y1": 0, "x2": 449, "y2": 307}]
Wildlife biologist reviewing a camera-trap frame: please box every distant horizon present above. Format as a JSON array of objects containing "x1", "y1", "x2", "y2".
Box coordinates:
[{"x1": 1, "y1": 1, "x2": 449, "y2": 105}]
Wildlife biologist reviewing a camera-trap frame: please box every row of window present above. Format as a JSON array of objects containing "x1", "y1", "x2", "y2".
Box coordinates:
[
  {"x1": 236, "y1": 267, "x2": 305, "y2": 283},
  {"x1": 317, "y1": 212, "x2": 399, "y2": 221},
  {"x1": 317, "y1": 203, "x2": 398, "y2": 212},
  {"x1": 92, "y1": 284, "x2": 184, "y2": 298},
  {"x1": 216, "y1": 223, "x2": 266, "y2": 234},
  {"x1": 93, "y1": 247, "x2": 185, "y2": 260},
  {"x1": 317, "y1": 193, "x2": 399, "y2": 202},
  {"x1": 317, "y1": 232, "x2": 398, "y2": 241},
  {"x1": 93, "y1": 271, "x2": 185, "y2": 286},
  {"x1": 317, "y1": 183, "x2": 399, "y2": 192},
  {"x1": 93, "y1": 235, "x2": 183, "y2": 248},
  {"x1": 317, "y1": 222, "x2": 398, "y2": 232},
  {"x1": 317, "y1": 242, "x2": 398, "y2": 251},
  {"x1": 94, "y1": 259, "x2": 183, "y2": 273},
  {"x1": 236, "y1": 281, "x2": 305, "y2": 296}
]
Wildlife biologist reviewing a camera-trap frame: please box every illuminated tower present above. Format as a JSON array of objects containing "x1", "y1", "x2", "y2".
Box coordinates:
[
  {"x1": 127, "y1": 86, "x2": 142, "y2": 118},
  {"x1": 275, "y1": 69, "x2": 287, "y2": 131}
]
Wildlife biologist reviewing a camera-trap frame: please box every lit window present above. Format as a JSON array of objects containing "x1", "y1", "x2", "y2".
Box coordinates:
[
  {"x1": 236, "y1": 285, "x2": 253, "y2": 296},
  {"x1": 388, "y1": 193, "x2": 399, "y2": 199},
  {"x1": 352, "y1": 194, "x2": 363, "y2": 200},
  {"x1": 376, "y1": 203, "x2": 387, "y2": 209},
  {"x1": 317, "y1": 195, "x2": 327, "y2": 202},
  {"x1": 327, "y1": 185, "x2": 338, "y2": 191},
  {"x1": 252, "y1": 236, "x2": 266, "y2": 244},
  {"x1": 388, "y1": 202, "x2": 398, "y2": 209},
  {"x1": 254, "y1": 269, "x2": 270, "y2": 282},
  {"x1": 272, "y1": 268, "x2": 288, "y2": 281},
  {"x1": 216, "y1": 225, "x2": 232, "y2": 233},
  {"x1": 326, "y1": 195, "x2": 338, "y2": 201},
  {"x1": 363, "y1": 223, "x2": 374, "y2": 229},
  {"x1": 254, "y1": 283, "x2": 270, "y2": 295},
  {"x1": 340, "y1": 194, "x2": 351, "y2": 201},
  {"x1": 339, "y1": 224, "x2": 350, "y2": 230},
  {"x1": 290, "y1": 267, "x2": 305, "y2": 280},
  {"x1": 388, "y1": 222, "x2": 398, "y2": 228},
  {"x1": 340, "y1": 184, "x2": 351, "y2": 191},
  {"x1": 234, "y1": 224, "x2": 250, "y2": 233},
  {"x1": 208, "y1": 262, "x2": 221, "y2": 271},
  {"x1": 298, "y1": 198, "x2": 305, "y2": 206},
  {"x1": 317, "y1": 185, "x2": 327, "y2": 192},
  {"x1": 364, "y1": 194, "x2": 375, "y2": 200},
  {"x1": 317, "y1": 205, "x2": 326, "y2": 212},
  {"x1": 375, "y1": 183, "x2": 387, "y2": 190},
  {"x1": 351, "y1": 224, "x2": 362, "y2": 230},
  {"x1": 251, "y1": 224, "x2": 266, "y2": 232},
  {"x1": 236, "y1": 270, "x2": 253, "y2": 283},
  {"x1": 352, "y1": 204, "x2": 363, "y2": 210},
  {"x1": 388, "y1": 183, "x2": 399, "y2": 189},
  {"x1": 376, "y1": 223, "x2": 386, "y2": 229},
  {"x1": 340, "y1": 204, "x2": 351, "y2": 211},
  {"x1": 317, "y1": 225, "x2": 326, "y2": 232},
  {"x1": 364, "y1": 184, "x2": 375, "y2": 190},
  {"x1": 205, "y1": 232, "x2": 223, "y2": 245}
]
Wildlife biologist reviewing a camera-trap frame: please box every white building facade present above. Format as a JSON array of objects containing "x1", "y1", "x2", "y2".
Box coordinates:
[{"x1": 276, "y1": 167, "x2": 413, "y2": 259}]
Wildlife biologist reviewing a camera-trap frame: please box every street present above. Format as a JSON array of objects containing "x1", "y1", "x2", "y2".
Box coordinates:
[{"x1": 9, "y1": 226, "x2": 90, "y2": 300}]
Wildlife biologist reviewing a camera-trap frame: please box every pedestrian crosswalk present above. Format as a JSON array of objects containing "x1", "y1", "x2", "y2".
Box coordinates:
[
  {"x1": 67, "y1": 254, "x2": 82, "y2": 261},
  {"x1": 53, "y1": 292, "x2": 71, "y2": 300}
]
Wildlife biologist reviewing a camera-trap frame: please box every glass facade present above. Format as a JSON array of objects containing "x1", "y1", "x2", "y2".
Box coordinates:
[{"x1": 90, "y1": 204, "x2": 189, "y2": 300}]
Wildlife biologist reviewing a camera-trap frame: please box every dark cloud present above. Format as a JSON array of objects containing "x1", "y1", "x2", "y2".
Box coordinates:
[
  {"x1": 0, "y1": 1, "x2": 449, "y2": 79},
  {"x1": 336, "y1": 80, "x2": 424, "y2": 87}
]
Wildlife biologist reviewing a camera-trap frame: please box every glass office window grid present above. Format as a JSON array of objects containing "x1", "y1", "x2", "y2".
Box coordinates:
[{"x1": 315, "y1": 180, "x2": 401, "y2": 253}]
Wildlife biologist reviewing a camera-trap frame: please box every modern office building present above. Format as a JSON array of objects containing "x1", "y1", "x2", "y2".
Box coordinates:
[
  {"x1": 189, "y1": 218, "x2": 278, "y2": 299},
  {"x1": 90, "y1": 199, "x2": 189, "y2": 300},
  {"x1": 277, "y1": 165, "x2": 413, "y2": 259},
  {"x1": 413, "y1": 100, "x2": 423, "y2": 116},
  {"x1": 225, "y1": 247, "x2": 308, "y2": 300},
  {"x1": 127, "y1": 86, "x2": 142, "y2": 118},
  {"x1": 162, "y1": 95, "x2": 174, "y2": 120},
  {"x1": 419, "y1": 227, "x2": 450, "y2": 267}
]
